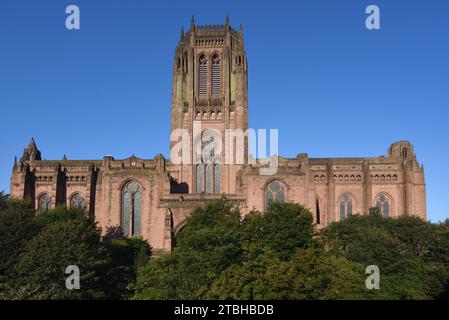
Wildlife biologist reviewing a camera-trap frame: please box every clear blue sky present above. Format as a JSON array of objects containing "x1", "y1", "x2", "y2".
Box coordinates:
[{"x1": 0, "y1": 0, "x2": 448, "y2": 222}]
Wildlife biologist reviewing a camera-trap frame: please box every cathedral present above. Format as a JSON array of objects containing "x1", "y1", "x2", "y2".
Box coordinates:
[{"x1": 10, "y1": 17, "x2": 426, "y2": 254}]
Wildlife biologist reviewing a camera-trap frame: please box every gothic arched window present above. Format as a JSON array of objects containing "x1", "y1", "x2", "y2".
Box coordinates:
[
  {"x1": 199, "y1": 54, "x2": 207, "y2": 96},
  {"x1": 122, "y1": 182, "x2": 142, "y2": 237},
  {"x1": 340, "y1": 193, "x2": 353, "y2": 221},
  {"x1": 265, "y1": 180, "x2": 285, "y2": 209},
  {"x1": 402, "y1": 148, "x2": 408, "y2": 159},
  {"x1": 195, "y1": 133, "x2": 221, "y2": 194},
  {"x1": 39, "y1": 194, "x2": 51, "y2": 213},
  {"x1": 316, "y1": 198, "x2": 321, "y2": 224},
  {"x1": 375, "y1": 194, "x2": 390, "y2": 217},
  {"x1": 196, "y1": 162, "x2": 221, "y2": 194},
  {"x1": 71, "y1": 194, "x2": 85, "y2": 209},
  {"x1": 212, "y1": 54, "x2": 221, "y2": 96}
]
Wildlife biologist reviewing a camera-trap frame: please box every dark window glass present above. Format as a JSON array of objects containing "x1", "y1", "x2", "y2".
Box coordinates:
[
  {"x1": 212, "y1": 55, "x2": 221, "y2": 95},
  {"x1": 199, "y1": 55, "x2": 207, "y2": 96},
  {"x1": 340, "y1": 193, "x2": 353, "y2": 221},
  {"x1": 376, "y1": 194, "x2": 390, "y2": 217},
  {"x1": 71, "y1": 194, "x2": 85, "y2": 209},
  {"x1": 214, "y1": 164, "x2": 221, "y2": 194},
  {"x1": 205, "y1": 163, "x2": 213, "y2": 193},
  {"x1": 265, "y1": 181, "x2": 285, "y2": 209},
  {"x1": 122, "y1": 182, "x2": 141, "y2": 236},
  {"x1": 39, "y1": 194, "x2": 51, "y2": 213},
  {"x1": 196, "y1": 164, "x2": 203, "y2": 193}
]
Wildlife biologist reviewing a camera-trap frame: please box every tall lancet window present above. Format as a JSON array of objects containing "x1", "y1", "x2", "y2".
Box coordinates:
[
  {"x1": 39, "y1": 194, "x2": 51, "y2": 213},
  {"x1": 195, "y1": 133, "x2": 221, "y2": 194},
  {"x1": 212, "y1": 54, "x2": 221, "y2": 96},
  {"x1": 265, "y1": 181, "x2": 285, "y2": 210},
  {"x1": 199, "y1": 54, "x2": 208, "y2": 96},
  {"x1": 316, "y1": 198, "x2": 321, "y2": 224},
  {"x1": 339, "y1": 193, "x2": 353, "y2": 221},
  {"x1": 71, "y1": 194, "x2": 85, "y2": 209},
  {"x1": 122, "y1": 182, "x2": 141, "y2": 237},
  {"x1": 375, "y1": 194, "x2": 390, "y2": 217}
]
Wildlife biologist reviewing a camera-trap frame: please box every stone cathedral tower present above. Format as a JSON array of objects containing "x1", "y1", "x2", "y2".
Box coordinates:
[{"x1": 169, "y1": 16, "x2": 248, "y2": 196}]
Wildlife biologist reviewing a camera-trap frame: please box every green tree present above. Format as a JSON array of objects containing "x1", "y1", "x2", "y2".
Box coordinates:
[
  {"x1": 241, "y1": 202, "x2": 316, "y2": 260},
  {"x1": 0, "y1": 198, "x2": 39, "y2": 278},
  {"x1": 12, "y1": 211, "x2": 111, "y2": 299},
  {"x1": 102, "y1": 226, "x2": 152, "y2": 299},
  {"x1": 1, "y1": 201, "x2": 153, "y2": 300},
  {"x1": 35, "y1": 205, "x2": 92, "y2": 226},
  {"x1": 0, "y1": 191, "x2": 8, "y2": 212},
  {"x1": 206, "y1": 248, "x2": 372, "y2": 300},
  {"x1": 431, "y1": 219, "x2": 449, "y2": 299},
  {"x1": 320, "y1": 213, "x2": 449, "y2": 299},
  {"x1": 132, "y1": 200, "x2": 449, "y2": 300},
  {"x1": 133, "y1": 199, "x2": 242, "y2": 299},
  {"x1": 134, "y1": 201, "x2": 319, "y2": 299}
]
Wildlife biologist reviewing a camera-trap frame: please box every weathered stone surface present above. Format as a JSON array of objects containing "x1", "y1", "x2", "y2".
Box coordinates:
[{"x1": 10, "y1": 18, "x2": 426, "y2": 253}]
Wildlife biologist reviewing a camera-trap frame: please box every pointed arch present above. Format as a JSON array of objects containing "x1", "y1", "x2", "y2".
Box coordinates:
[
  {"x1": 261, "y1": 177, "x2": 290, "y2": 192},
  {"x1": 315, "y1": 196, "x2": 321, "y2": 224},
  {"x1": 193, "y1": 130, "x2": 222, "y2": 194},
  {"x1": 264, "y1": 180, "x2": 286, "y2": 210},
  {"x1": 339, "y1": 193, "x2": 354, "y2": 221},
  {"x1": 121, "y1": 181, "x2": 142, "y2": 237},
  {"x1": 211, "y1": 53, "x2": 221, "y2": 96},
  {"x1": 173, "y1": 219, "x2": 187, "y2": 235},
  {"x1": 374, "y1": 193, "x2": 392, "y2": 217},
  {"x1": 70, "y1": 193, "x2": 86, "y2": 209},
  {"x1": 38, "y1": 193, "x2": 51, "y2": 213},
  {"x1": 198, "y1": 54, "x2": 208, "y2": 96}
]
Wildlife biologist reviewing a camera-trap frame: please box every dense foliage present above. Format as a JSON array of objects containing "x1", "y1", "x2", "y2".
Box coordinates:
[
  {"x1": 134, "y1": 200, "x2": 449, "y2": 300},
  {"x1": 0, "y1": 198, "x2": 39, "y2": 278},
  {"x1": 0, "y1": 192, "x2": 8, "y2": 212},
  {"x1": 321, "y1": 213, "x2": 449, "y2": 299},
  {"x1": 133, "y1": 200, "x2": 242, "y2": 299},
  {"x1": 0, "y1": 196, "x2": 151, "y2": 300},
  {"x1": 0, "y1": 192, "x2": 448, "y2": 300}
]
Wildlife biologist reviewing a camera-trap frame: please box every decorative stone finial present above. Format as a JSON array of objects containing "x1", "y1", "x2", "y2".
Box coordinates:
[
  {"x1": 21, "y1": 137, "x2": 42, "y2": 162},
  {"x1": 28, "y1": 137, "x2": 37, "y2": 149}
]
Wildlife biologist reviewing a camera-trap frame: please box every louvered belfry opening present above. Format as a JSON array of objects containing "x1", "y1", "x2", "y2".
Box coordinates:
[
  {"x1": 199, "y1": 54, "x2": 208, "y2": 96},
  {"x1": 212, "y1": 54, "x2": 221, "y2": 96}
]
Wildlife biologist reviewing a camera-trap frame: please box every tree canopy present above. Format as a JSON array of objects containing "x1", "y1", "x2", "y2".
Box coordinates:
[
  {"x1": 134, "y1": 201, "x2": 449, "y2": 300},
  {"x1": 0, "y1": 191, "x2": 8, "y2": 212},
  {"x1": 320, "y1": 213, "x2": 449, "y2": 299},
  {"x1": 0, "y1": 193, "x2": 447, "y2": 300},
  {"x1": 0, "y1": 196, "x2": 151, "y2": 300}
]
